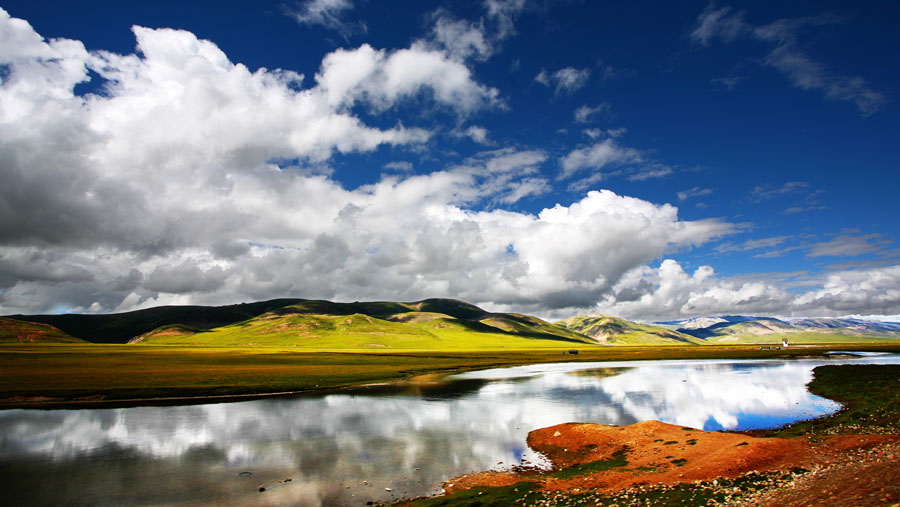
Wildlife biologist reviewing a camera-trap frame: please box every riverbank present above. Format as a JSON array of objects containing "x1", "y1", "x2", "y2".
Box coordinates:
[
  {"x1": 399, "y1": 364, "x2": 900, "y2": 506},
  {"x1": 2, "y1": 344, "x2": 899, "y2": 409}
]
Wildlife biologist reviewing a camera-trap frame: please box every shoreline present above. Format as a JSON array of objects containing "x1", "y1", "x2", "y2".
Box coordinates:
[
  {"x1": 399, "y1": 363, "x2": 900, "y2": 506},
  {"x1": 3, "y1": 344, "x2": 899, "y2": 410},
  {"x1": 2, "y1": 344, "x2": 899, "y2": 410}
]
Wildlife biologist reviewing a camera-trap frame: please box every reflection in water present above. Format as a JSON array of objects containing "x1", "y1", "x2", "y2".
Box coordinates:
[{"x1": 1, "y1": 355, "x2": 897, "y2": 506}]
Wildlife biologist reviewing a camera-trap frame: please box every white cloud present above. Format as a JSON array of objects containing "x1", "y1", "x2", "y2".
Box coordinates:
[
  {"x1": 716, "y1": 235, "x2": 790, "y2": 253},
  {"x1": 559, "y1": 138, "x2": 643, "y2": 179},
  {"x1": 0, "y1": 186, "x2": 735, "y2": 314},
  {"x1": 455, "y1": 125, "x2": 491, "y2": 145},
  {"x1": 285, "y1": 0, "x2": 365, "y2": 36},
  {"x1": 628, "y1": 164, "x2": 673, "y2": 182},
  {"x1": 423, "y1": 0, "x2": 528, "y2": 64},
  {"x1": 483, "y1": 0, "x2": 528, "y2": 39},
  {"x1": 383, "y1": 161, "x2": 414, "y2": 173},
  {"x1": 0, "y1": 5, "x2": 732, "y2": 317},
  {"x1": 807, "y1": 233, "x2": 891, "y2": 258},
  {"x1": 692, "y1": 5, "x2": 886, "y2": 116},
  {"x1": 430, "y1": 16, "x2": 493, "y2": 61},
  {"x1": 316, "y1": 42, "x2": 502, "y2": 114},
  {"x1": 749, "y1": 181, "x2": 809, "y2": 202},
  {"x1": 574, "y1": 103, "x2": 609, "y2": 123},
  {"x1": 677, "y1": 186, "x2": 713, "y2": 202},
  {"x1": 535, "y1": 66, "x2": 591, "y2": 94},
  {"x1": 690, "y1": 5, "x2": 750, "y2": 46},
  {"x1": 595, "y1": 260, "x2": 900, "y2": 321}
]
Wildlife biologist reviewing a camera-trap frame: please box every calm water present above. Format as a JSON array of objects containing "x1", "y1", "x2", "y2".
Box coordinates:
[{"x1": 1, "y1": 354, "x2": 898, "y2": 506}]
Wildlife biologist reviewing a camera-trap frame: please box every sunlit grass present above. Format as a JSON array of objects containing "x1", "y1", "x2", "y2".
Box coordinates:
[{"x1": 2, "y1": 343, "x2": 899, "y2": 407}]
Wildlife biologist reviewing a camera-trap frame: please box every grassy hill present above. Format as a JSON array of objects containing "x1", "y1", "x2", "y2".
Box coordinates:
[
  {"x1": 5, "y1": 299, "x2": 307, "y2": 343},
  {"x1": 131, "y1": 299, "x2": 599, "y2": 349},
  {"x1": 0, "y1": 318, "x2": 85, "y2": 343},
  {"x1": 555, "y1": 315, "x2": 702, "y2": 345},
  {"x1": 11, "y1": 297, "x2": 897, "y2": 349}
]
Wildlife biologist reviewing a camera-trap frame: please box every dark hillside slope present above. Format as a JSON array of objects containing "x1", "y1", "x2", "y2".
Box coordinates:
[{"x1": 7, "y1": 299, "x2": 305, "y2": 343}]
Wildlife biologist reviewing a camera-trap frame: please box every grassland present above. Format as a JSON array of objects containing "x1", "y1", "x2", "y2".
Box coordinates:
[
  {"x1": 704, "y1": 330, "x2": 900, "y2": 345},
  {"x1": 2, "y1": 343, "x2": 899, "y2": 408}
]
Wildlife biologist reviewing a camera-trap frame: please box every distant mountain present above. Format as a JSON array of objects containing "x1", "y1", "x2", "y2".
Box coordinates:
[
  {"x1": 788, "y1": 318, "x2": 900, "y2": 336},
  {"x1": 658, "y1": 315, "x2": 780, "y2": 330},
  {"x1": 556, "y1": 314, "x2": 702, "y2": 345},
  {"x1": 667, "y1": 315, "x2": 900, "y2": 343},
  {"x1": 7, "y1": 298, "x2": 599, "y2": 349}
]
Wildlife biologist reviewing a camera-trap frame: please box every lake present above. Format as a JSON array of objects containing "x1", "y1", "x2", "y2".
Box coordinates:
[{"x1": 1, "y1": 353, "x2": 898, "y2": 506}]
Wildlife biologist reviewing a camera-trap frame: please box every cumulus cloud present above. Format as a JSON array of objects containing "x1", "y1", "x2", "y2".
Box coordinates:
[
  {"x1": 691, "y1": 4, "x2": 886, "y2": 116},
  {"x1": 316, "y1": 42, "x2": 502, "y2": 113},
  {"x1": 0, "y1": 5, "x2": 733, "y2": 318},
  {"x1": 595, "y1": 260, "x2": 900, "y2": 321},
  {"x1": 535, "y1": 67, "x2": 591, "y2": 94}
]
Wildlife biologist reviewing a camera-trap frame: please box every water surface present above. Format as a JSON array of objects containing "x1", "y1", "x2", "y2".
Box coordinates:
[{"x1": 1, "y1": 354, "x2": 897, "y2": 506}]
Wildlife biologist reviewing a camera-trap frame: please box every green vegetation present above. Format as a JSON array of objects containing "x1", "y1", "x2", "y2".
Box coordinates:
[
  {"x1": 0, "y1": 317, "x2": 84, "y2": 343},
  {"x1": 402, "y1": 482, "x2": 542, "y2": 507},
  {"x1": 8, "y1": 298, "x2": 899, "y2": 347},
  {"x1": 4, "y1": 344, "x2": 898, "y2": 408},
  {"x1": 0, "y1": 346, "x2": 599, "y2": 405},
  {"x1": 556, "y1": 314, "x2": 701, "y2": 345},
  {"x1": 135, "y1": 304, "x2": 595, "y2": 349},
  {"x1": 7, "y1": 298, "x2": 598, "y2": 348},
  {"x1": 763, "y1": 363, "x2": 900, "y2": 438},
  {"x1": 551, "y1": 447, "x2": 629, "y2": 479},
  {"x1": 705, "y1": 330, "x2": 900, "y2": 345}
]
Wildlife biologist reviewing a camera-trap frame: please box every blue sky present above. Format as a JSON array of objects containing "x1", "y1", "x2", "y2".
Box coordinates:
[{"x1": 0, "y1": 0, "x2": 898, "y2": 321}]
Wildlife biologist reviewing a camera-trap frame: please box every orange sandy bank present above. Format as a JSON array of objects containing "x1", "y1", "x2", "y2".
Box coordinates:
[{"x1": 442, "y1": 420, "x2": 899, "y2": 500}]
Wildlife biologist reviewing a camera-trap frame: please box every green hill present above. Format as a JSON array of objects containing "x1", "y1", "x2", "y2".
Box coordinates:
[
  {"x1": 132, "y1": 299, "x2": 600, "y2": 349},
  {"x1": 0, "y1": 317, "x2": 85, "y2": 343},
  {"x1": 5, "y1": 299, "x2": 306, "y2": 343},
  {"x1": 555, "y1": 314, "x2": 702, "y2": 345}
]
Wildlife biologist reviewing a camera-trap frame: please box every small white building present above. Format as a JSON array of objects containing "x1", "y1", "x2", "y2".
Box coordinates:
[{"x1": 782, "y1": 337, "x2": 789, "y2": 348}]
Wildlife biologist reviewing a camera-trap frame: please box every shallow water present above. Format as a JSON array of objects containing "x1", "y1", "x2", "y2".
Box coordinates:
[{"x1": 1, "y1": 354, "x2": 897, "y2": 506}]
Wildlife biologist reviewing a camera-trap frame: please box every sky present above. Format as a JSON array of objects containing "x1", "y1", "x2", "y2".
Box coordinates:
[{"x1": 0, "y1": 0, "x2": 898, "y2": 322}]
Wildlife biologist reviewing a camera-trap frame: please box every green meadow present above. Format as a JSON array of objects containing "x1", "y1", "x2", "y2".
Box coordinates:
[
  {"x1": 3, "y1": 343, "x2": 900, "y2": 408},
  {"x1": 2, "y1": 297, "x2": 899, "y2": 408}
]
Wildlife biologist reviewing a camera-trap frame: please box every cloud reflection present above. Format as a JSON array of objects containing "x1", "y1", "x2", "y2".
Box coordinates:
[{"x1": 1, "y1": 356, "x2": 897, "y2": 505}]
